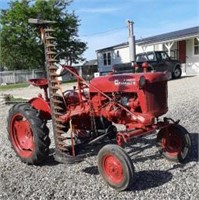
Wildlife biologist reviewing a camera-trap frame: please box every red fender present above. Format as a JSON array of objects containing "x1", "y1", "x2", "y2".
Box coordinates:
[{"x1": 28, "y1": 97, "x2": 51, "y2": 120}]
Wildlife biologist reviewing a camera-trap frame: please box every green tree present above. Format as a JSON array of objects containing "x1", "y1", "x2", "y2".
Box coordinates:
[{"x1": 0, "y1": 0, "x2": 87, "y2": 70}]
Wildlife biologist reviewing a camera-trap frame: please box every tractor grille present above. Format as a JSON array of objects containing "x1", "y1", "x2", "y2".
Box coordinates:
[{"x1": 145, "y1": 81, "x2": 168, "y2": 116}]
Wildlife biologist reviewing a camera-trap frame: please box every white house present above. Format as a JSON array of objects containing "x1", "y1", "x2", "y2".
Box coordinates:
[{"x1": 96, "y1": 26, "x2": 199, "y2": 75}]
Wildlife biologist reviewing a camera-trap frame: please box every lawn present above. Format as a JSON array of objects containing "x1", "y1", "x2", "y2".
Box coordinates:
[{"x1": 0, "y1": 83, "x2": 29, "y2": 91}]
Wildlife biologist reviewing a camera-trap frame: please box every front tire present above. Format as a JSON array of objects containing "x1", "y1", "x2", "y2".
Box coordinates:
[
  {"x1": 97, "y1": 144, "x2": 134, "y2": 191},
  {"x1": 156, "y1": 124, "x2": 191, "y2": 162},
  {"x1": 7, "y1": 103, "x2": 50, "y2": 165},
  {"x1": 172, "y1": 66, "x2": 182, "y2": 79}
]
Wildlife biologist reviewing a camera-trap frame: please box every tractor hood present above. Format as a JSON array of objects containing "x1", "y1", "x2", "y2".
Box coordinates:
[{"x1": 89, "y1": 72, "x2": 168, "y2": 93}]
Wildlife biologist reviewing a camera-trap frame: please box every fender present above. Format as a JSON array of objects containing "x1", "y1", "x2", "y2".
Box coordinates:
[{"x1": 28, "y1": 97, "x2": 51, "y2": 120}]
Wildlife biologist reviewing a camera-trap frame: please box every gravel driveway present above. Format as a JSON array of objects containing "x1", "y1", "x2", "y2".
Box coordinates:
[{"x1": 0, "y1": 76, "x2": 198, "y2": 200}]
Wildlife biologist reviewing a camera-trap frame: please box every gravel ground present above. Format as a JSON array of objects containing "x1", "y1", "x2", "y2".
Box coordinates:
[{"x1": 0, "y1": 75, "x2": 199, "y2": 200}]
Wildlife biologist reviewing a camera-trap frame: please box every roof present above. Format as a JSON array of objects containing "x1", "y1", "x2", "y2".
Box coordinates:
[
  {"x1": 96, "y1": 42, "x2": 128, "y2": 52},
  {"x1": 136, "y1": 26, "x2": 199, "y2": 45},
  {"x1": 83, "y1": 59, "x2": 97, "y2": 66},
  {"x1": 96, "y1": 26, "x2": 199, "y2": 52}
]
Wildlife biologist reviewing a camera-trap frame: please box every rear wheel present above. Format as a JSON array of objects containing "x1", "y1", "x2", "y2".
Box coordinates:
[
  {"x1": 7, "y1": 103, "x2": 50, "y2": 165},
  {"x1": 172, "y1": 66, "x2": 182, "y2": 79},
  {"x1": 97, "y1": 144, "x2": 134, "y2": 191},
  {"x1": 156, "y1": 124, "x2": 191, "y2": 162}
]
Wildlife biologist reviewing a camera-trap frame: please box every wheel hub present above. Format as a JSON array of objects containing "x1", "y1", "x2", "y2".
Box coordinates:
[
  {"x1": 103, "y1": 154, "x2": 123, "y2": 184},
  {"x1": 11, "y1": 114, "x2": 34, "y2": 157},
  {"x1": 174, "y1": 68, "x2": 181, "y2": 77}
]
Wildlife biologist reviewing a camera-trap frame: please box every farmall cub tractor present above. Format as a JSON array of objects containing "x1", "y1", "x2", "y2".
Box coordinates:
[{"x1": 7, "y1": 19, "x2": 192, "y2": 191}]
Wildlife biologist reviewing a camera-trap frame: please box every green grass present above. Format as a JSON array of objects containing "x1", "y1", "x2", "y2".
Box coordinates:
[
  {"x1": 0, "y1": 83, "x2": 29, "y2": 91},
  {"x1": 3, "y1": 94, "x2": 27, "y2": 104},
  {"x1": 0, "y1": 79, "x2": 77, "y2": 91}
]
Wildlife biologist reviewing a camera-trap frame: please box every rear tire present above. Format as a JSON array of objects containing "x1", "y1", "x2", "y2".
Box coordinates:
[
  {"x1": 172, "y1": 66, "x2": 182, "y2": 79},
  {"x1": 97, "y1": 144, "x2": 134, "y2": 191},
  {"x1": 156, "y1": 124, "x2": 191, "y2": 162},
  {"x1": 7, "y1": 103, "x2": 50, "y2": 165}
]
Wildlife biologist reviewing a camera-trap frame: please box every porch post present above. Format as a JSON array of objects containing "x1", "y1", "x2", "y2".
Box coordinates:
[
  {"x1": 164, "y1": 41, "x2": 174, "y2": 56},
  {"x1": 142, "y1": 46, "x2": 147, "y2": 52}
]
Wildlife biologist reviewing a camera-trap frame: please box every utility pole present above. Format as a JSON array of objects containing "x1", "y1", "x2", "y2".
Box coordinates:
[{"x1": 128, "y1": 20, "x2": 136, "y2": 65}]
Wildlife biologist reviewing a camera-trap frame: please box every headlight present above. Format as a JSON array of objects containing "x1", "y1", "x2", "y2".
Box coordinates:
[{"x1": 139, "y1": 76, "x2": 146, "y2": 88}]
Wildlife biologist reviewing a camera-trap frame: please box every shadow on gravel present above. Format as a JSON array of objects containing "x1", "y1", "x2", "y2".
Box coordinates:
[
  {"x1": 43, "y1": 136, "x2": 159, "y2": 166},
  {"x1": 130, "y1": 170, "x2": 173, "y2": 191},
  {"x1": 82, "y1": 166, "x2": 99, "y2": 175},
  {"x1": 44, "y1": 155, "x2": 60, "y2": 166},
  {"x1": 43, "y1": 149, "x2": 60, "y2": 166},
  {"x1": 131, "y1": 153, "x2": 162, "y2": 163},
  {"x1": 43, "y1": 142, "x2": 111, "y2": 166},
  {"x1": 169, "y1": 75, "x2": 196, "y2": 82},
  {"x1": 125, "y1": 136, "x2": 163, "y2": 163},
  {"x1": 125, "y1": 137, "x2": 156, "y2": 155},
  {"x1": 190, "y1": 133, "x2": 198, "y2": 162},
  {"x1": 82, "y1": 167, "x2": 173, "y2": 191},
  {"x1": 43, "y1": 133, "x2": 198, "y2": 168}
]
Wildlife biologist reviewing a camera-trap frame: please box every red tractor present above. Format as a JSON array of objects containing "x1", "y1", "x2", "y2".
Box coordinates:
[{"x1": 7, "y1": 19, "x2": 192, "y2": 191}]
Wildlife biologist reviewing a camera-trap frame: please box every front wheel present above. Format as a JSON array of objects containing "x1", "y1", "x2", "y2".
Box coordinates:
[
  {"x1": 7, "y1": 103, "x2": 50, "y2": 165},
  {"x1": 156, "y1": 124, "x2": 191, "y2": 162},
  {"x1": 97, "y1": 144, "x2": 134, "y2": 191},
  {"x1": 172, "y1": 66, "x2": 182, "y2": 79}
]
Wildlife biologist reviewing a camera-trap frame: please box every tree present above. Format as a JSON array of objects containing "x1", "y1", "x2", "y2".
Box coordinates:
[{"x1": 0, "y1": 0, "x2": 87, "y2": 70}]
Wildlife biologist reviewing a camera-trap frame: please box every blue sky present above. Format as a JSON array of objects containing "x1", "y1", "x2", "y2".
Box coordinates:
[{"x1": 1, "y1": 0, "x2": 199, "y2": 61}]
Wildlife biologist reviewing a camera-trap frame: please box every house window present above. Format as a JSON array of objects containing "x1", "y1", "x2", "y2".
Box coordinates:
[
  {"x1": 194, "y1": 38, "x2": 199, "y2": 55},
  {"x1": 103, "y1": 52, "x2": 111, "y2": 66},
  {"x1": 117, "y1": 50, "x2": 120, "y2": 57}
]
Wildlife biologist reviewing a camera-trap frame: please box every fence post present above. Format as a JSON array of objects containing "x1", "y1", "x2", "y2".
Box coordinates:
[
  {"x1": 32, "y1": 69, "x2": 34, "y2": 79},
  {"x1": 13, "y1": 70, "x2": 16, "y2": 83}
]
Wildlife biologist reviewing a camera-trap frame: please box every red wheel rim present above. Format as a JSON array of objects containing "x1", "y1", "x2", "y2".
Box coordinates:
[
  {"x1": 10, "y1": 113, "x2": 34, "y2": 158},
  {"x1": 162, "y1": 132, "x2": 183, "y2": 157},
  {"x1": 102, "y1": 154, "x2": 124, "y2": 184}
]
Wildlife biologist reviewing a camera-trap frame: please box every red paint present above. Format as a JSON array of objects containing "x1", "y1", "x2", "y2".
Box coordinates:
[
  {"x1": 9, "y1": 113, "x2": 34, "y2": 158},
  {"x1": 27, "y1": 65, "x2": 170, "y2": 147},
  {"x1": 29, "y1": 97, "x2": 51, "y2": 120},
  {"x1": 29, "y1": 78, "x2": 49, "y2": 101},
  {"x1": 29, "y1": 78, "x2": 48, "y2": 88},
  {"x1": 142, "y1": 62, "x2": 148, "y2": 73},
  {"x1": 102, "y1": 154, "x2": 124, "y2": 184}
]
